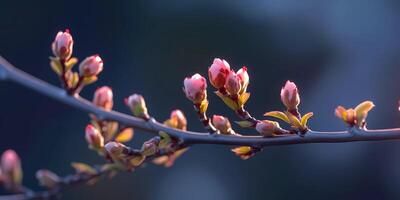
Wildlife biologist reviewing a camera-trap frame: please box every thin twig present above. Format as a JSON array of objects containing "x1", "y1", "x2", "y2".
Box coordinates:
[{"x1": 1, "y1": 55, "x2": 400, "y2": 148}]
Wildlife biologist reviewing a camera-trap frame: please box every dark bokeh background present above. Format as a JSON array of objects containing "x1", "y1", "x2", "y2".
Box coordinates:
[{"x1": 2, "y1": 0, "x2": 400, "y2": 199}]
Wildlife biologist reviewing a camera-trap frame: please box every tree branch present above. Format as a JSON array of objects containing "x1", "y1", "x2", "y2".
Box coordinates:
[{"x1": 1, "y1": 55, "x2": 400, "y2": 148}]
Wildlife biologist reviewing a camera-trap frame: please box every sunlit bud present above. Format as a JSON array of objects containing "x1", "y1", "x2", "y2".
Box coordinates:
[
  {"x1": 354, "y1": 101, "x2": 375, "y2": 127},
  {"x1": 183, "y1": 73, "x2": 207, "y2": 104},
  {"x1": 79, "y1": 55, "x2": 103, "y2": 77},
  {"x1": 231, "y1": 146, "x2": 260, "y2": 160},
  {"x1": 208, "y1": 58, "x2": 231, "y2": 89},
  {"x1": 280, "y1": 80, "x2": 300, "y2": 110},
  {"x1": 124, "y1": 94, "x2": 149, "y2": 119},
  {"x1": 170, "y1": 110, "x2": 187, "y2": 130},
  {"x1": 52, "y1": 30, "x2": 73, "y2": 60},
  {"x1": 105, "y1": 142, "x2": 126, "y2": 158},
  {"x1": 36, "y1": 170, "x2": 60, "y2": 188},
  {"x1": 255, "y1": 120, "x2": 282, "y2": 137},
  {"x1": 85, "y1": 124, "x2": 104, "y2": 149},
  {"x1": 1, "y1": 150, "x2": 22, "y2": 185},
  {"x1": 141, "y1": 138, "x2": 159, "y2": 156},
  {"x1": 212, "y1": 115, "x2": 232, "y2": 134},
  {"x1": 225, "y1": 70, "x2": 242, "y2": 95},
  {"x1": 93, "y1": 86, "x2": 113, "y2": 110},
  {"x1": 236, "y1": 67, "x2": 249, "y2": 94}
]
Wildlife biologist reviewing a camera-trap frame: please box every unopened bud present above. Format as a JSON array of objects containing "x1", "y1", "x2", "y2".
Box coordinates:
[
  {"x1": 85, "y1": 124, "x2": 104, "y2": 149},
  {"x1": 212, "y1": 115, "x2": 232, "y2": 134},
  {"x1": 236, "y1": 67, "x2": 249, "y2": 94},
  {"x1": 79, "y1": 55, "x2": 103, "y2": 77},
  {"x1": 52, "y1": 30, "x2": 73, "y2": 60},
  {"x1": 170, "y1": 110, "x2": 187, "y2": 130},
  {"x1": 255, "y1": 120, "x2": 282, "y2": 137},
  {"x1": 208, "y1": 58, "x2": 231, "y2": 89},
  {"x1": 105, "y1": 142, "x2": 126, "y2": 158},
  {"x1": 183, "y1": 73, "x2": 207, "y2": 104},
  {"x1": 124, "y1": 94, "x2": 149, "y2": 119},
  {"x1": 36, "y1": 170, "x2": 60, "y2": 188},
  {"x1": 1, "y1": 150, "x2": 22, "y2": 185},
  {"x1": 280, "y1": 80, "x2": 300, "y2": 110},
  {"x1": 225, "y1": 70, "x2": 242, "y2": 95},
  {"x1": 93, "y1": 86, "x2": 113, "y2": 110},
  {"x1": 141, "y1": 138, "x2": 159, "y2": 156}
]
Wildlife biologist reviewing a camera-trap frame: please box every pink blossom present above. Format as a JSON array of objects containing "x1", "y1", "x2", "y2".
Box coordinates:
[
  {"x1": 93, "y1": 86, "x2": 113, "y2": 110},
  {"x1": 52, "y1": 30, "x2": 73, "y2": 60},
  {"x1": 170, "y1": 109, "x2": 187, "y2": 130},
  {"x1": 183, "y1": 73, "x2": 207, "y2": 103},
  {"x1": 225, "y1": 70, "x2": 242, "y2": 95},
  {"x1": 85, "y1": 124, "x2": 104, "y2": 149},
  {"x1": 280, "y1": 80, "x2": 300, "y2": 110},
  {"x1": 236, "y1": 67, "x2": 249, "y2": 93},
  {"x1": 79, "y1": 55, "x2": 103, "y2": 77},
  {"x1": 208, "y1": 58, "x2": 230, "y2": 89}
]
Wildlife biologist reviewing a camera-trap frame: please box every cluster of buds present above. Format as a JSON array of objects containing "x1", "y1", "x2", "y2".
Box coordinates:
[
  {"x1": 125, "y1": 94, "x2": 149, "y2": 120},
  {"x1": 154, "y1": 110, "x2": 189, "y2": 167},
  {"x1": 335, "y1": 101, "x2": 375, "y2": 128},
  {"x1": 0, "y1": 150, "x2": 22, "y2": 189},
  {"x1": 50, "y1": 30, "x2": 104, "y2": 94},
  {"x1": 208, "y1": 58, "x2": 249, "y2": 96}
]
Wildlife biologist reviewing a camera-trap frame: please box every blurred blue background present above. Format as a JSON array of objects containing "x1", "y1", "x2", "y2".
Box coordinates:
[{"x1": 1, "y1": 0, "x2": 400, "y2": 199}]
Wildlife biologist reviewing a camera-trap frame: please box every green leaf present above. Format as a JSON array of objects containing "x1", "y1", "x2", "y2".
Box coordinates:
[
  {"x1": 215, "y1": 91, "x2": 239, "y2": 110},
  {"x1": 65, "y1": 57, "x2": 78, "y2": 71},
  {"x1": 115, "y1": 128, "x2": 134, "y2": 143},
  {"x1": 158, "y1": 131, "x2": 171, "y2": 148},
  {"x1": 130, "y1": 154, "x2": 146, "y2": 167},
  {"x1": 83, "y1": 76, "x2": 98, "y2": 85},
  {"x1": 300, "y1": 112, "x2": 313, "y2": 127},
  {"x1": 50, "y1": 58, "x2": 62, "y2": 76},
  {"x1": 285, "y1": 112, "x2": 302, "y2": 128},
  {"x1": 235, "y1": 120, "x2": 254, "y2": 128},
  {"x1": 238, "y1": 92, "x2": 251, "y2": 107},
  {"x1": 71, "y1": 162, "x2": 97, "y2": 175},
  {"x1": 199, "y1": 100, "x2": 209, "y2": 113},
  {"x1": 231, "y1": 146, "x2": 252, "y2": 155},
  {"x1": 264, "y1": 111, "x2": 290, "y2": 124},
  {"x1": 70, "y1": 72, "x2": 80, "y2": 89}
]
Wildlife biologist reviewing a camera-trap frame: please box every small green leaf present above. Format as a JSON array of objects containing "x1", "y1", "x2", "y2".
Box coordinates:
[
  {"x1": 115, "y1": 128, "x2": 134, "y2": 143},
  {"x1": 70, "y1": 72, "x2": 80, "y2": 89},
  {"x1": 231, "y1": 146, "x2": 252, "y2": 155},
  {"x1": 65, "y1": 57, "x2": 78, "y2": 71},
  {"x1": 215, "y1": 91, "x2": 239, "y2": 110},
  {"x1": 238, "y1": 92, "x2": 251, "y2": 107},
  {"x1": 199, "y1": 100, "x2": 209, "y2": 113},
  {"x1": 235, "y1": 120, "x2": 254, "y2": 128},
  {"x1": 50, "y1": 59, "x2": 62, "y2": 76},
  {"x1": 264, "y1": 111, "x2": 290, "y2": 124},
  {"x1": 130, "y1": 154, "x2": 146, "y2": 167},
  {"x1": 300, "y1": 112, "x2": 313, "y2": 127},
  {"x1": 83, "y1": 76, "x2": 98, "y2": 85},
  {"x1": 71, "y1": 162, "x2": 97, "y2": 175},
  {"x1": 285, "y1": 112, "x2": 302, "y2": 128},
  {"x1": 158, "y1": 131, "x2": 171, "y2": 148}
]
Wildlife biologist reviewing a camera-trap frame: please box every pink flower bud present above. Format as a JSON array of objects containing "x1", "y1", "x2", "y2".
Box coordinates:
[
  {"x1": 280, "y1": 80, "x2": 300, "y2": 110},
  {"x1": 225, "y1": 70, "x2": 242, "y2": 95},
  {"x1": 1, "y1": 150, "x2": 22, "y2": 185},
  {"x1": 183, "y1": 73, "x2": 207, "y2": 104},
  {"x1": 208, "y1": 58, "x2": 231, "y2": 89},
  {"x1": 255, "y1": 120, "x2": 282, "y2": 137},
  {"x1": 212, "y1": 115, "x2": 232, "y2": 134},
  {"x1": 93, "y1": 86, "x2": 113, "y2": 110},
  {"x1": 79, "y1": 55, "x2": 103, "y2": 77},
  {"x1": 36, "y1": 169, "x2": 60, "y2": 188},
  {"x1": 170, "y1": 109, "x2": 187, "y2": 130},
  {"x1": 52, "y1": 30, "x2": 74, "y2": 60},
  {"x1": 124, "y1": 94, "x2": 149, "y2": 119},
  {"x1": 236, "y1": 67, "x2": 249, "y2": 94},
  {"x1": 85, "y1": 124, "x2": 104, "y2": 149}
]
